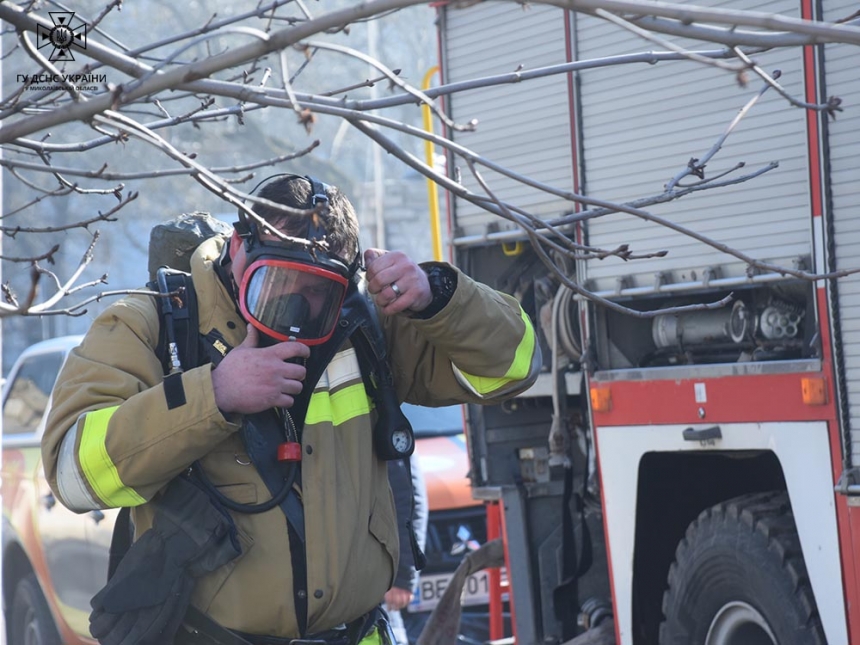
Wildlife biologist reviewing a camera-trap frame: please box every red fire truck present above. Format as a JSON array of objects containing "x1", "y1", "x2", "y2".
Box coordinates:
[{"x1": 434, "y1": 1, "x2": 859, "y2": 644}]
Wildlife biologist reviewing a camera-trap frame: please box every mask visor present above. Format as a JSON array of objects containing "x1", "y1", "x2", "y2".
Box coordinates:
[{"x1": 240, "y1": 259, "x2": 347, "y2": 345}]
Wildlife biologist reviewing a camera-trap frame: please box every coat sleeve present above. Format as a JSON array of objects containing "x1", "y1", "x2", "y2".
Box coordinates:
[
  {"x1": 385, "y1": 264, "x2": 542, "y2": 407},
  {"x1": 42, "y1": 294, "x2": 238, "y2": 513}
]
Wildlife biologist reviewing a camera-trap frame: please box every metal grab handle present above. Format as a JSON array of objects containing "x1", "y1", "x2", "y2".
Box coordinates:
[{"x1": 682, "y1": 426, "x2": 722, "y2": 442}]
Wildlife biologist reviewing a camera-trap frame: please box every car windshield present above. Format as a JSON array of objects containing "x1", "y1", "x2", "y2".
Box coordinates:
[{"x1": 401, "y1": 403, "x2": 464, "y2": 438}]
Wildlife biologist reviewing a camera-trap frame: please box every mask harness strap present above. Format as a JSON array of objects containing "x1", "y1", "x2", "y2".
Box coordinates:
[
  {"x1": 236, "y1": 174, "x2": 330, "y2": 249},
  {"x1": 341, "y1": 281, "x2": 427, "y2": 572}
]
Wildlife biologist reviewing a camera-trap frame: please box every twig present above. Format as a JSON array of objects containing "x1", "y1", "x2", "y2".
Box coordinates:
[
  {"x1": 543, "y1": 0, "x2": 860, "y2": 45},
  {"x1": 0, "y1": 142, "x2": 320, "y2": 180},
  {"x1": 126, "y1": 26, "x2": 271, "y2": 94},
  {"x1": 1, "y1": 192, "x2": 137, "y2": 233},
  {"x1": 303, "y1": 39, "x2": 476, "y2": 133},
  {"x1": 731, "y1": 47, "x2": 843, "y2": 117},
  {"x1": 321, "y1": 72, "x2": 399, "y2": 97},
  {"x1": 350, "y1": 117, "x2": 859, "y2": 283},
  {"x1": 628, "y1": 14, "x2": 860, "y2": 48},
  {"x1": 665, "y1": 78, "x2": 772, "y2": 192},
  {"x1": 92, "y1": 110, "x2": 327, "y2": 248},
  {"x1": 0, "y1": 244, "x2": 61, "y2": 263}
]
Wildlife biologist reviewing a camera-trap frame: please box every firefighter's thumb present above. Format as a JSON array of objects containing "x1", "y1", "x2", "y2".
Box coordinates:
[
  {"x1": 364, "y1": 248, "x2": 385, "y2": 266},
  {"x1": 241, "y1": 324, "x2": 260, "y2": 348}
]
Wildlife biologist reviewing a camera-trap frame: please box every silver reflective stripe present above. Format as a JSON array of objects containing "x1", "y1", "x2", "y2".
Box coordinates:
[
  {"x1": 452, "y1": 364, "x2": 482, "y2": 398},
  {"x1": 56, "y1": 417, "x2": 100, "y2": 512},
  {"x1": 316, "y1": 348, "x2": 361, "y2": 391}
]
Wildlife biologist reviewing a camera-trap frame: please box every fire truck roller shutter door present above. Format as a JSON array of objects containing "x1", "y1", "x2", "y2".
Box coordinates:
[{"x1": 659, "y1": 491, "x2": 824, "y2": 645}]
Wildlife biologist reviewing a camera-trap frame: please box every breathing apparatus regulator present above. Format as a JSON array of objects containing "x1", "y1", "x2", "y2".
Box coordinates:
[{"x1": 235, "y1": 174, "x2": 415, "y2": 462}]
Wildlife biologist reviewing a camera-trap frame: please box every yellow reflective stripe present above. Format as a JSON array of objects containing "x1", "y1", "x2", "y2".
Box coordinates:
[
  {"x1": 79, "y1": 406, "x2": 146, "y2": 507},
  {"x1": 305, "y1": 383, "x2": 373, "y2": 426},
  {"x1": 358, "y1": 626, "x2": 384, "y2": 645},
  {"x1": 459, "y1": 306, "x2": 536, "y2": 394}
]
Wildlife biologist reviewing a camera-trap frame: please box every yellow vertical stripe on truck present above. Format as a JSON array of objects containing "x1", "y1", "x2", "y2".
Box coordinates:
[
  {"x1": 306, "y1": 384, "x2": 373, "y2": 426},
  {"x1": 79, "y1": 406, "x2": 146, "y2": 507},
  {"x1": 459, "y1": 307, "x2": 536, "y2": 394}
]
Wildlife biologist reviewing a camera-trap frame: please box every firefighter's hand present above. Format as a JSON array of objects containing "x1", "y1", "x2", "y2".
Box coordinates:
[
  {"x1": 384, "y1": 586, "x2": 414, "y2": 611},
  {"x1": 212, "y1": 325, "x2": 310, "y2": 414},
  {"x1": 365, "y1": 249, "x2": 433, "y2": 317}
]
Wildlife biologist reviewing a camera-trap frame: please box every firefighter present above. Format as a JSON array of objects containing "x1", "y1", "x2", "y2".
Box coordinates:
[{"x1": 42, "y1": 174, "x2": 541, "y2": 645}]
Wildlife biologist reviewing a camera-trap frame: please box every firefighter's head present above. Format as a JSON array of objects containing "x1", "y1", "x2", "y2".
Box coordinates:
[{"x1": 230, "y1": 175, "x2": 360, "y2": 346}]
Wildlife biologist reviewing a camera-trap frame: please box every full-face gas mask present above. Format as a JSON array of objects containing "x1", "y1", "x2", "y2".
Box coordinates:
[{"x1": 235, "y1": 175, "x2": 359, "y2": 346}]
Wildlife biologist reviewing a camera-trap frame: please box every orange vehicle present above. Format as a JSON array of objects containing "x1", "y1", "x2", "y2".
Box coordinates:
[
  {"x1": 2, "y1": 338, "x2": 495, "y2": 645},
  {"x1": 2, "y1": 335, "x2": 118, "y2": 645}
]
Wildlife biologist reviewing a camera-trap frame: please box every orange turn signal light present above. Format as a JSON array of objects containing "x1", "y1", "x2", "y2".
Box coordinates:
[
  {"x1": 590, "y1": 386, "x2": 612, "y2": 412},
  {"x1": 801, "y1": 377, "x2": 826, "y2": 406}
]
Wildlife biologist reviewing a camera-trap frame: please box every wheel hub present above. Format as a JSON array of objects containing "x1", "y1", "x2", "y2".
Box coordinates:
[
  {"x1": 24, "y1": 606, "x2": 40, "y2": 645},
  {"x1": 705, "y1": 601, "x2": 777, "y2": 645}
]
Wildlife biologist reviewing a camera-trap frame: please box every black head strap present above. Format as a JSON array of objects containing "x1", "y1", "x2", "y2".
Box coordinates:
[
  {"x1": 304, "y1": 175, "x2": 330, "y2": 243},
  {"x1": 236, "y1": 174, "x2": 330, "y2": 249}
]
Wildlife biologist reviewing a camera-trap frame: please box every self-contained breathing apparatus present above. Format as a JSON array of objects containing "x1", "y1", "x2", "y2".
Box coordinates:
[{"x1": 96, "y1": 177, "x2": 424, "y2": 645}]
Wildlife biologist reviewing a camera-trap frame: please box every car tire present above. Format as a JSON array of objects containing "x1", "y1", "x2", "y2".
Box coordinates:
[
  {"x1": 10, "y1": 573, "x2": 62, "y2": 645},
  {"x1": 659, "y1": 491, "x2": 825, "y2": 645}
]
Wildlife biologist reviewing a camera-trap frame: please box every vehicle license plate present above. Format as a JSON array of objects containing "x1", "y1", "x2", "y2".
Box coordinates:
[{"x1": 407, "y1": 570, "x2": 491, "y2": 613}]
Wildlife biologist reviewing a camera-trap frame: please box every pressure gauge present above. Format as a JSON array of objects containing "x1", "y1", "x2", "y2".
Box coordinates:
[
  {"x1": 391, "y1": 429, "x2": 414, "y2": 456},
  {"x1": 373, "y1": 404, "x2": 415, "y2": 461}
]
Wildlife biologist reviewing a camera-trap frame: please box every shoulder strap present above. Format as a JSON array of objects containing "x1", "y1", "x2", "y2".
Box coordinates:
[
  {"x1": 107, "y1": 507, "x2": 132, "y2": 581},
  {"x1": 148, "y1": 268, "x2": 202, "y2": 410},
  {"x1": 148, "y1": 267, "x2": 200, "y2": 375},
  {"x1": 341, "y1": 279, "x2": 426, "y2": 570},
  {"x1": 106, "y1": 270, "x2": 203, "y2": 576}
]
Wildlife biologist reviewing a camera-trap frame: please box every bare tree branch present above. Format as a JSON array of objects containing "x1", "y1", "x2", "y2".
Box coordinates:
[
  {"x1": 0, "y1": 141, "x2": 320, "y2": 180},
  {"x1": 665, "y1": 78, "x2": 773, "y2": 192},
  {"x1": 731, "y1": 47, "x2": 844, "y2": 116},
  {"x1": 593, "y1": 8, "x2": 748, "y2": 75},
  {"x1": 1, "y1": 0, "x2": 859, "y2": 321},
  {"x1": 1, "y1": 192, "x2": 138, "y2": 235},
  {"x1": 2, "y1": 0, "x2": 859, "y2": 144}
]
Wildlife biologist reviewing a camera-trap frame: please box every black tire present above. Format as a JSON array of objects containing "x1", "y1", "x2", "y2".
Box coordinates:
[
  {"x1": 10, "y1": 573, "x2": 61, "y2": 645},
  {"x1": 659, "y1": 491, "x2": 825, "y2": 645}
]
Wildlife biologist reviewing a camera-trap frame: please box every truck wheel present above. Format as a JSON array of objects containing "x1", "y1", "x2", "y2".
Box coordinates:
[
  {"x1": 659, "y1": 491, "x2": 825, "y2": 645},
  {"x1": 10, "y1": 573, "x2": 61, "y2": 645}
]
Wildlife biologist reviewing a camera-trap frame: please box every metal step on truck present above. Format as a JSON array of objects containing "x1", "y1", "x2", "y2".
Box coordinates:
[{"x1": 433, "y1": 0, "x2": 859, "y2": 644}]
